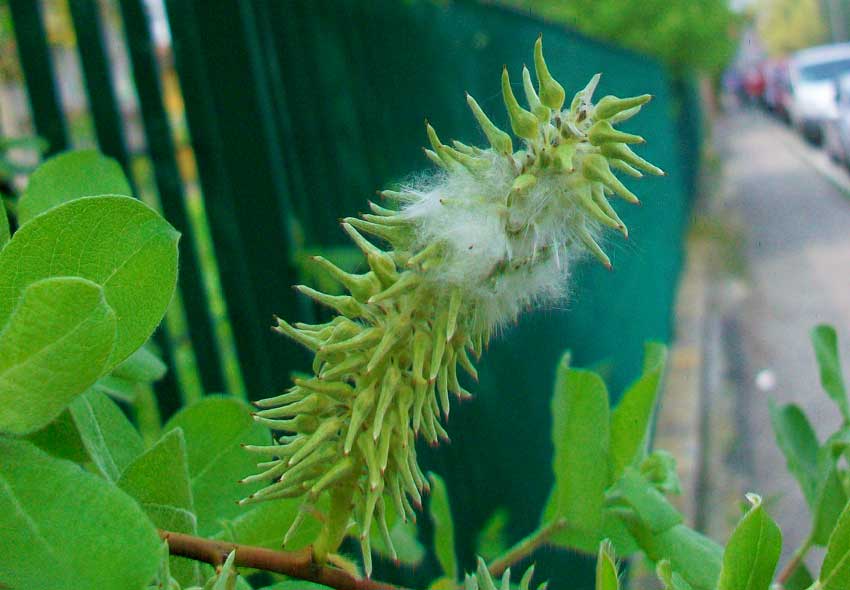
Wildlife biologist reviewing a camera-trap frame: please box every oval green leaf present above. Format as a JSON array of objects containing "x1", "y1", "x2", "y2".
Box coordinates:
[
  {"x1": 118, "y1": 428, "x2": 200, "y2": 586},
  {"x1": 111, "y1": 343, "x2": 167, "y2": 383},
  {"x1": 69, "y1": 388, "x2": 145, "y2": 481},
  {"x1": 0, "y1": 202, "x2": 9, "y2": 248},
  {"x1": 17, "y1": 149, "x2": 131, "y2": 225},
  {"x1": 768, "y1": 399, "x2": 819, "y2": 507},
  {"x1": 629, "y1": 523, "x2": 722, "y2": 590},
  {"x1": 820, "y1": 500, "x2": 850, "y2": 589},
  {"x1": 811, "y1": 325, "x2": 849, "y2": 421},
  {"x1": 0, "y1": 277, "x2": 116, "y2": 435},
  {"x1": 428, "y1": 472, "x2": 457, "y2": 580},
  {"x1": 717, "y1": 494, "x2": 782, "y2": 590},
  {"x1": 163, "y1": 396, "x2": 271, "y2": 536},
  {"x1": 0, "y1": 195, "x2": 179, "y2": 365},
  {"x1": 0, "y1": 437, "x2": 160, "y2": 590},
  {"x1": 609, "y1": 343, "x2": 667, "y2": 482},
  {"x1": 544, "y1": 354, "x2": 610, "y2": 552}
]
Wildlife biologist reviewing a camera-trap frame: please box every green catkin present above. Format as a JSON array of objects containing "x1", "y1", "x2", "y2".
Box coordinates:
[{"x1": 241, "y1": 37, "x2": 661, "y2": 575}]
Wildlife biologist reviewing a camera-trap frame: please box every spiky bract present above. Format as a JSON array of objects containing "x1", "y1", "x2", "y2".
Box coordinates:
[
  {"x1": 466, "y1": 559, "x2": 545, "y2": 590},
  {"x1": 242, "y1": 37, "x2": 661, "y2": 575}
]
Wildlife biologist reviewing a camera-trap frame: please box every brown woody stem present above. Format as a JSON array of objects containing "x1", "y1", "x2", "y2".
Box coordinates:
[
  {"x1": 775, "y1": 534, "x2": 814, "y2": 587},
  {"x1": 487, "y1": 518, "x2": 569, "y2": 577},
  {"x1": 158, "y1": 529, "x2": 408, "y2": 590}
]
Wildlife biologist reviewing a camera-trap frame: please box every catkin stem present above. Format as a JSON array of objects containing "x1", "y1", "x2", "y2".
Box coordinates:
[
  {"x1": 159, "y1": 529, "x2": 407, "y2": 590},
  {"x1": 313, "y1": 478, "x2": 358, "y2": 563}
]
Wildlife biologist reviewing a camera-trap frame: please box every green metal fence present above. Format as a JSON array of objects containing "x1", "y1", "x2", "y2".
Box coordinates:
[{"x1": 6, "y1": 1, "x2": 702, "y2": 587}]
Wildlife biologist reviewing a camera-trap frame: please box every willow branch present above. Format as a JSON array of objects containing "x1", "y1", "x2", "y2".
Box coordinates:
[
  {"x1": 487, "y1": 518, "x2": 569, "y2": 577},
  {"x1": 159, "y1": 529, "x2": 408, "y2": 590},
  {"x1": 775, "y1": 534, "x2": 814, "y2": 587}
]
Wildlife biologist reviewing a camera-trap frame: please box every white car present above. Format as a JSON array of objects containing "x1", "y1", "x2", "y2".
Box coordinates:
[
  {"x1": 788, "y1": 43, "x2": 850, "y2": 142},
  {"x1": 823, "y1": 72, "x2": 850, "y2": 165}
]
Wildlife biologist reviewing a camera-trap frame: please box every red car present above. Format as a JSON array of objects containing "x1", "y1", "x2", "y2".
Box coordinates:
[{"x1": 744, "y1": 66, "x2": 767, "y2": 104}]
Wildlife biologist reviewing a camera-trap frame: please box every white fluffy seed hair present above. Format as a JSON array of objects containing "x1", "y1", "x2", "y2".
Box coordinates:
[{"x1": 399, "y1": 149, "x2": 603, "y2": 329}]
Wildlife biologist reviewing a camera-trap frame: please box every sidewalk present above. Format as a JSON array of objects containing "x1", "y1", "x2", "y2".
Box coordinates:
[{"x1": 656, "y1": 107, "x2": 850, "y2": 566}]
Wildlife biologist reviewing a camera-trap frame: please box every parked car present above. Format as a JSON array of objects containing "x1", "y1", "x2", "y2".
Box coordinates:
[
  {"x1": 823, "y1": 72, "x2": 850, "y2": 165},
  {"x1": 788, "y1": 43, "x2": 850, "y2": 143},
  {"x1": 763, "y1": 59, "x2": 792, "y2": 121},
  {"x1": 743, "y1": 65, "x2": 767, "y2": 105}
]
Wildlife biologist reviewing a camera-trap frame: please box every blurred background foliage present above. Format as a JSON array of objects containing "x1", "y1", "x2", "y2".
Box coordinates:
[
  {"x1": 496, "y1": 0, "x2": 741, "y2": 74},
  {"x1": 756, "y1": 0, "x2": 829, "y2": 56}
]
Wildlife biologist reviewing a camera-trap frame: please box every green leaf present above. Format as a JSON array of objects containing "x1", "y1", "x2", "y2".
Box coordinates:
[
  {"x1": 17, "y1": 149, "x2": 131, "y2": 225},
  {"x1": 783, "y1": 563, "x2": 814, "y2": 590},
  {"x1": 812, "y1": 448, "x2": 849, "y2": 546},
  {"x1": 0, "y1": 201, "x2": 8, "y2": 248},
  {"x1": 627, "y1": 524, "x2": 722, "y2": 590},
  {"x1": 640, "y1": 450, "x2": 682, "y2": 495},
  {"x1": 92, "y1": 343, "x2": 167, "y2": 403},
  {"x1": 811, "y1": 325, "x2": 849, "y2": 421},
  {"x1": 428, "y1": 472, "x2": 457, "y2": 580},
  {"x1": 476, "y1": 508, "x2": 509, "y2": 561},
  {"x1": 92, "y1": 374, "x2": 141, "y2": 403},
  {"x1": 112, "y1": 343, "x2": 167, "y2": 383},
  {"x1": 389, "y1": 520, "x2": 426, "y2": 566},
  {"x1": 118, "y1": 428, "x2": 200, "y2": 586},
  {"x1": 69, "y1": 388, "x2": 145, "y2": 481},
  {"x1": 216, "y1": 499, "x2": 323, "y2": 551},
  {"x1": 87, "y1": 344, "x2": 167, "y2": 403},
  {"x1": 768, "y1": 399, "x2": 820, "y2": 507},
  {"x1": 0, "y1": 277, "x2": 117, "y2": 435},
  {"x1": 0, "y1": 134, "x2": 49, "y2": 153},
  {"x1": 610, "y1": 343, "x2": 667, "y2": 481},
  {"x1": 163, "y1": 396, "x2": 271, "y2": 536},
  {"x1": 656, "y1": 560, "x2": 695, "y2": 590},
  {"x1": 428, "y1": 576, "x2": 457, "y2": 589},
  {"x1": 0, "y1": 437, "x2": 160, "y2": 590},
  {"x1": 596, "y1": 540, "x2": 620, "y2": 590},
  {"x1": 546, "y1": 354, "x2": 610, "y2": 552},
  {"x1": 0, "y1": 195, "x2": 180, "y2": 365},
  {"x1": 370, "y1": 515, "x2": 425, "y2": 566},
  {"x1": 820, "y1": 500, "x2": 850, "y2": 589},
  {"x1": 24, "y1": 409, "x2": 87, "y2": 463},
  {"x1": 612, "y1": 467, "x2": 682, "y2": 533},
  {"x1": 717, "y1": 494, "x2": 782, "y2": 590},
  {"x1": 368, "y1": 498, "x2": 424, "y2": 566},
  {"x1": 602, "y1": 510, "x2": 639, "y2": 556}
]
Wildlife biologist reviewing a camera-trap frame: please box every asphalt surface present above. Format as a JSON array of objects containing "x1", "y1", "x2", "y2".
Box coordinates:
[{"x1": 715, "y1": 108, "x2": 850, "y2": 563}]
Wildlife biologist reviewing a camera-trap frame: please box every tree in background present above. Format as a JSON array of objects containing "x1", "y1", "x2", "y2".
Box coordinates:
[
  {"x1": 757, "y1": 0, "x2": 829, "y2": 56},
  {"x1": 498, "y1": 0, "x2": 738, "y2": 74}
]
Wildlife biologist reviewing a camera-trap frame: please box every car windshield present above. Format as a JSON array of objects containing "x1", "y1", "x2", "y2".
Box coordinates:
[{"x1": 799, "y1": 58, "x2": 850, "y2": 81}]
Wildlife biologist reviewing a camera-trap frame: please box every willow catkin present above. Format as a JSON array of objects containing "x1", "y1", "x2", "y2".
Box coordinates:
[{"x1": 241, "y1": 37, "x2": 663, "y2": 575}]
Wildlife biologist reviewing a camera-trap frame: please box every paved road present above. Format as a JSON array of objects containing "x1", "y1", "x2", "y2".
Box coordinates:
[{"x1": 715, "y1": 109, "x2": 850, "y2": 563}]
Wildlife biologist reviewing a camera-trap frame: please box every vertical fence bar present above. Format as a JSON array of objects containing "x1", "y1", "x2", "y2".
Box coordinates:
[
  {"x1": 8, "y1": 0, "x2": 69, "y2": 155},
  {"x1": 117, "y1": 0, "x2": 227, "y2": 399},
  {"x1": 264, "y1": 3, "x2": 335, "y2": 243},
  {"x1": 164, "y1": 0, "x2": 307, "y2": 398},
  {"x1": 65, "y1": 0, "x2": 184, "y2": 409},
  {"x1": 250, "y1": 0, "x2": 311, "y2": 229},
  {"x1": 67, "y1": 0, "x2": 130, "y2": 168}
]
